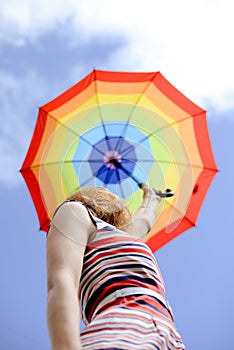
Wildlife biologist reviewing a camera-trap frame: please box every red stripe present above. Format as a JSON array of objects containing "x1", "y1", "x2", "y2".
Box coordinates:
[
  {"x1": 41, "y1": 70, "x2": 160, "y2": 112},
  {"x1": 85, "y1": 239, "x2": 154, "y2": 258},
  {"x1": 97, "y1": 295, "x2": 171, "y2": 320},
  {"x1": 20, "y1": 168, "x2": 50, "y2": 231},
  {"x1": 20, "y1": 108, "x2": 48, "y2": 169},
  {"x1": 94, "y1": 69, "x2": 159, "y2": 83},
  {"x1": 42, "y1": 71, "x2": 95, "y2": 112},
  {"x1": 147, "y1": 168, "x2": 217, "y2": 251},
  {"x1": 146, "y1": 217, "x2": 193, "y2": 252},
  {"x1": 153, "y1": 73, "x2": 204, "y2": 115},
  {"x1": 192, "y1": 112, "x2": 218, "y2": 170},
  {"x1": 87, "y1": 278, "x2": 165, "y2": 322}
]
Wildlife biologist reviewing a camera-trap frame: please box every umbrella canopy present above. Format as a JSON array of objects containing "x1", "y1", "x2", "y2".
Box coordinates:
[{"x1": 20, "y1": 70, "x2": 218, "y2": 251}]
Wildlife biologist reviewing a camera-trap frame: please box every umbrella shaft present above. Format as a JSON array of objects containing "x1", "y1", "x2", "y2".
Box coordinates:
[
  {"x1": 109, "y1": 158, "x2": 141, "y2": 185},
  {"x1": 109, "y1": 158, "x2": 174, "y2": 198}
]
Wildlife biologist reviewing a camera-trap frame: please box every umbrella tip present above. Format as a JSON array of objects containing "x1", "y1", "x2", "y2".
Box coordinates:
[{"x1": 160, "y1": 189, "x2": 174, "y2": 198}]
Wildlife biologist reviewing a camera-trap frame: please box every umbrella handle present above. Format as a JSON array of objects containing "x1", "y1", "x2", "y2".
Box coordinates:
[{"x1": 138, "y1": 183, "x2": 174, "y2": 198}]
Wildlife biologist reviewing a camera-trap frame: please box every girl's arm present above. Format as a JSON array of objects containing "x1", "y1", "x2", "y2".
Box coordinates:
[
  {"x1": 46, "y1": 202, "x2": 95, "y2": 350},
  {"x1": 127, "y1": 186, "x2": 161, "y2": 240}
]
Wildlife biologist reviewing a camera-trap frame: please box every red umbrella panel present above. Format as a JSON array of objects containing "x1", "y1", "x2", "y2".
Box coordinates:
[{"x1": 20, "y1": 70, "x2": 218, "y2": 252}]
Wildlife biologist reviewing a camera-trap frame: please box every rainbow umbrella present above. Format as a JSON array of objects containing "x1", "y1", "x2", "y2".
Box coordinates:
[{"x1": 20, "y1": 70, "x2": 218, "y2": 251}]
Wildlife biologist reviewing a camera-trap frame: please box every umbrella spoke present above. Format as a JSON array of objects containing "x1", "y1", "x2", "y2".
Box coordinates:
[
  {"x1": 121, "y1": 113, "x2": 204, "y2": 158},
  {"x1": 116, "y1": 170, "x2": 125, "y2": 198},
  {"x1": 72, "y1": 160, "x2": 104, "y2": 163},
  {"x1": 115, "y1": 74, "x2": 158, "y2": 152},
  {"x1": 78, "y1": 165, "x2": 109, "y2": 187},
  {"x1": 112, "y1": 159, "x2": 141, "y2": 186},
  {"x1": 117, "y1": 174, "x2": 125, "y2": 198},
  {"x1": 21, "y1": 159, "x2": 213, "y2": 173},
  {"x1": 165, "y1": 199, "x2": 197, "y2": 228},
  {"x1": 96, "y1": 164, "x2": 109, "y2": 178},
  {"x1": 104, "y1": 168, "x2": 113, "y2": 185},
  {"x1": 94, "y1": 71, "x2": 112, "y2": 151},
  {"x1": 47, "y1": 112, "x2": 107, "y2": 157},
  {"x1": 115, "y1": 122, "x2": 130, "y2": 153},
  {"x1": 79, "y1": 175, "x2": 98, "y2": 187}
]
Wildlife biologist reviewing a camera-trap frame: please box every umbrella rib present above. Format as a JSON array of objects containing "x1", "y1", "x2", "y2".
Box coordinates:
[
  {"x1": 20, "y1": 160, "x2": 104, "y2": 171},
  {"x1": 122, "y1": 158, "x2": 217, "y2": 171},
  {"x1": 21, "y1": 158, "x2": 154, "y2": 171},
  {"x1": 20, "y1": 159, "x2": 216, "y2": 172},
  {"x1": 79, "y1": 175, "x2": 98, "y2": 187},
  {"x1": 104, "y1": 168, "x2": 113, "y2": 184},
  {"x1": 45, "y1": 112, "x2": 106, "y2": 157},
  {"x1": 94, "y1": 71, "x2": 112, "y2": 151},
  {"x1": 97, "y1": 164, "x2": 109, "y2": 178},
  {"x1": 165, "y1": 200, "x2": 197, "y2": 228},
  {"x1": 116, "y1": 169, "x2": 125, "y2": 198},
  {"x1": 79, "y1": 166, "x2": 109, "y2": 188},
  {"x1": 115, "y1": 73, "x2": 159, "y2": 152},
  {"x1": 121, "y1": 112, "x2": 205, "y2": 157}
]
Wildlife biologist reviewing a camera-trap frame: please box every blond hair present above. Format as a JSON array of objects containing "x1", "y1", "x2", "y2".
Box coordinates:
[{"x1": 67, "y1": 186, "x2": 132, "y2": 229}]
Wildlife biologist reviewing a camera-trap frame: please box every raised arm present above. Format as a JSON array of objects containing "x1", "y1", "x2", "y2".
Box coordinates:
[
  {"x1": 46, "y1": 201, "x2": 95, "y2": 350},
  {"x1": 128, "y1": 186, "x2": 161, "y2": 240}
]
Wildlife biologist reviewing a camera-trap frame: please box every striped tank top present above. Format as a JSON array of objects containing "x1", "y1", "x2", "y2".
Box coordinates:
[{"x1": 79, "y1": 214, "x2": 185, "y2": 349}]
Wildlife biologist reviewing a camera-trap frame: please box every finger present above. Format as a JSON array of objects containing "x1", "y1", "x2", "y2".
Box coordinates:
[{"x1": 153, "y1": 189, "x2": 162, "y2": 196}]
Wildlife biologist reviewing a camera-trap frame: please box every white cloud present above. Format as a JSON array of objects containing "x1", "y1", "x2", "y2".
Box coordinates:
[
  {"x1": 0, "y1": 0, "x2": 233, "y2": 188},
  {"x1": 0, "y1": 70, "x2": 48, "y2": 186},
  {"x1": 1, "y1": 0, "x2": 234, "y2": 112}
]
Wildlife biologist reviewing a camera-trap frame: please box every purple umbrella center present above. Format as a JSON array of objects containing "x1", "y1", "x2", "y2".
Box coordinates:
[
  {"x1": 89, "y1": 136, "x2": 137, "y2": 184},
  {"x1": 104, "y1": 150, "x2": 122, "y2": 169}
]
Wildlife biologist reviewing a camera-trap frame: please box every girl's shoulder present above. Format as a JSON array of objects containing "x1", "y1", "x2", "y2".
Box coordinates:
[{"x1": 47, "y1": 200, "x2": 97, "y2": 243}]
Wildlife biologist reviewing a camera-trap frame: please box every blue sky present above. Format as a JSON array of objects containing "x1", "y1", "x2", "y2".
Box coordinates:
[{"x1": 0, "y1": 1, "x2": 233, "y2": 349}]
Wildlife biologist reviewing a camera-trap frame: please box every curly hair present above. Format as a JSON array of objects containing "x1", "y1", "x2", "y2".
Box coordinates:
[{"x1": 67, "y1": 186, "x2": 133, "y2": 229}]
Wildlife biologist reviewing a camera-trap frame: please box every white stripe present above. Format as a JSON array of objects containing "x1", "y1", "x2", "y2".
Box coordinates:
[
  {"x1": 82, "y1": 312, "x2": 184, "y2": 349},
  {"x1": 88, "y1": 315, "x2": 154, "y2": 330},
  {"x1": 81, "y1": 315, "x2": 184, "y2": 348},
  {"x1": 93, "y1": 287, "x2": 169, "y2": 317}
]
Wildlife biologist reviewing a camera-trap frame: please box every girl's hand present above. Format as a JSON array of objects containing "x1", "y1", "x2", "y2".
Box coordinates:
[
  {"x1": 140, "y1": 184, "x2": 162, "y2": 201},
  {"x1": 140, "y1": 184, "x2": 174, "y2": 198}
]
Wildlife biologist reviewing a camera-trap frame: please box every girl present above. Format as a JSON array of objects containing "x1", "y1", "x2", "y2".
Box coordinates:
[{"x1": 46, "y1": 185, "x2": 185, "y2": 349}]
